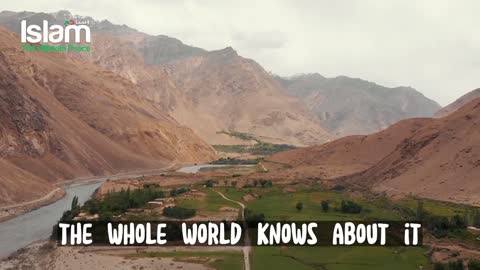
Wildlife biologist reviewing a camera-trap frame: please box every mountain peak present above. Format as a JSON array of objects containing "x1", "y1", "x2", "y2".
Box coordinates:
[{"x1": 215, "y1": 46, "x2": 238, "y2": 56}]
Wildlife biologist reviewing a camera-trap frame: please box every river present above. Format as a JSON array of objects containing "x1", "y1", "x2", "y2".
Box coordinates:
[
  {"x1": 0, "y1": 181, "x2": 104, "y2": 258},
  {"x1": 0, "y1": 164, "x2": 249, "y2": 258}
]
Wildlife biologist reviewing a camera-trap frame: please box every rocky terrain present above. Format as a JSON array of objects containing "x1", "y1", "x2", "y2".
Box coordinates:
[
  {"x1": 0, "y1": 27, "x2": 215, "y2": 205},
  {"x1": 276, "y1": 73, "x2": 440, "y2": 136},
  {"x1": 0, "y1": 9, "x2": 468, "y2": 206},
  {"x1": 0, "y1": 10, "x2": 443, "y2": 145},
  {"x1": 265, "y1": 96, "x2": 480, "y2": 205},
  {"x1": 0, "y1": 10, "x2": 331, "y2": 146}
]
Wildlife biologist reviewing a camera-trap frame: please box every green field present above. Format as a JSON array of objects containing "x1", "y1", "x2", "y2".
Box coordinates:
[
  {"x1": 90, "y1": 179, "x2": 476, "y2": 270},
  {"x1": 130, "y1": 251, "x2": 243, "y2": 270},
  {"x1": 399, "y1": 197, "x2": 469, "y2": 217},
  {"x1": 176, "y1": 188, "x2": 240, "y2": 213},
  {"x1": 214, "y1": 186, "x2": 437, "y2": 270},
  {"x1": 252, "y1": 246, "x2": 428, "y2": 270}
]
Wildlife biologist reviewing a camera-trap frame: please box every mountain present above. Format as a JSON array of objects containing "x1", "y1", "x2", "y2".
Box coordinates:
[
  {"x1": 265, "y1": 118, "x2": 428, "y2": 179},
  {"x1": 266, "y1": 96, "x2": 480, "y2": 205},
  {"x1": 0, "y1": 26, "x2": 215, "y2": 205},
  {"x1": 276, "y1": 73, "x2": 441, "y2": 136},
  {"x1": 0, "y1": 10, "x2": 330, "y2": 146},
  {"x1": 435, "y1": 88, "x2": 480, "y2": 118},
  {"x1": 162, "y1": 48, "x2": 331, "y2": 146}
]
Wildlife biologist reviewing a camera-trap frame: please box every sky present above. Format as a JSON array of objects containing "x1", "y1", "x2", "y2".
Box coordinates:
[{"x1": 3, "y1": 0, "x2": 480, "y2": 105}]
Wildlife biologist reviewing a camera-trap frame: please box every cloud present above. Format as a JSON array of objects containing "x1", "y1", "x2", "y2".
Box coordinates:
[{"x1": 2, "y1": 0, "x2": 479, "y2": 105}]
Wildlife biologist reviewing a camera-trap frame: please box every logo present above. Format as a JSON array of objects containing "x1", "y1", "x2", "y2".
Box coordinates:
[{"x1": 20, "y1": 19, "x2": 91, "y2": 52}]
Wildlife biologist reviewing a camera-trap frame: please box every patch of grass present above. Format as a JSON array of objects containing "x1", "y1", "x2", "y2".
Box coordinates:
[
  {"x1": 131, "y1": 251, "x2": 243, "y2": 270},
  {"x1": 215, "y1": 187, "x2": 251, "y2": 202},
  {"x1": 252, "y1": 246, "x2": 428, "y2": 270},
  {"x1": 210, "y1": 157, "x2": 263, "y2": 165},
  {"x1": 176, "y1": 188, "x2": 239, "y2": 213},
  {"x1": 245, "y1": 188, "x2": 401, "y2": 221},
  {"x1": 400, "y1": 198, "x2": 469, "y2": 217}
]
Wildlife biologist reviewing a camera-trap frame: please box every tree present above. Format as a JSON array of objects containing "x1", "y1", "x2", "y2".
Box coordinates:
[
  {"x1": 340, "y1": 200, "x2": 362, "y2": 214},
  {"x1": 205, "y1": 179, "x2": 215, "y2": 188},
  {"x1": 163, "y1": 206, "x2": 196, "y2": 219},
  {"x1": 321, "y1": 200, "x2": 329, "y2": 212},
  {"x1": 416, "y1": 200, "x2": 425, "y2": 220},
  {"x1": 244, "y1": 208, "x2": 265, "y2": 223},
  {"x1": 71, "y1": 196, "x2": 79, "y2": 210},
  {"x1": 296, "y1": 202, "x2": 303, "y2": 212}
]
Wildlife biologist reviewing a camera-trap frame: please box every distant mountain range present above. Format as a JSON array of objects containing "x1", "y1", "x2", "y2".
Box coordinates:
[
  {"x1": 0, "y1": 10, "x2": 441, "y2": 142},
  {"x1": 275, "y1": 73, "x2": 441, "y2": 136}
]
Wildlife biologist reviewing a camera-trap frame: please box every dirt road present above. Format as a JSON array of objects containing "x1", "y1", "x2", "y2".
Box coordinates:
[{"x1": 215, "y1": 190, "x2": 251, "y2": 270}]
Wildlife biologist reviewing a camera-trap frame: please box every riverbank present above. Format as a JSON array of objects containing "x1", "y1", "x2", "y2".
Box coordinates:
[
  {"x1": 0, "y1": 188, "x2": 65, "y2": 222},
  {"x1": 0, "y1": 164, "x2": 181, "y2": 223}
]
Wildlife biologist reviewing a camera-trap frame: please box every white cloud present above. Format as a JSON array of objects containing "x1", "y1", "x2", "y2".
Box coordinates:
[{"x1": 3, "y1": 0, "x2": 479, "y2": 105}]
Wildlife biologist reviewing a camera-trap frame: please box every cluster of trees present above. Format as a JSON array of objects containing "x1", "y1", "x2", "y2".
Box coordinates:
[
  {"x1": 244, "y1": 208, "x2": 265, "y2": 224},
  {"x1": 340, "y1": 200, "x2": 363, "y2": 214},
  {"x1": 170, "y1": 187, "x2": 190, "y2": 197},
  {"x1": 82, "y1": 187, "x2": 165, "y2": 220},
  {"x1": 415, "y1": 200, "x2": 467, "y2": 238},
  {"x1": 213, "y1": 142, "x2": 295, "y2": 155},
  {"x1": 244, "y1": 180, "x2": 273, "y2": 188},
  {"x1": 423, "y1": 214, "x2": 466, "y2": 238},
  {"x1": 292, "y1": 200, "x2": 348, "y2": 214},
  {"x1": 210, "y1": 157, "x2": 263, "y2": 165},
  {"x1": 163, "y1": 206, "x2": 196, "y2": 219}
]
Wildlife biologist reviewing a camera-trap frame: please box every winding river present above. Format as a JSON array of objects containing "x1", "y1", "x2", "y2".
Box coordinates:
[
  {"x1": 0, "y1": 164, "x2": 251, "y2": 258},
  {"x1": 0, "y1": 181, "x2": 104, "y2": 258}
]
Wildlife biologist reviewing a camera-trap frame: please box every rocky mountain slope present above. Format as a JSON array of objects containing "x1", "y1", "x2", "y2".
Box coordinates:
[
  {"x1": 276, "y1": 74, "x2": 441, "y2": 136},
  {"x1": 435, "y1": 88, "x2": 480, "y2": 118},
  {"x1": 266, "y1": 96, "x2": 480, "y2": 205},
  {"x1": 0, "y1": 10, "x2": 446, "y2": 145},
  {"x1": 0, "y1": 27, "x2": 215, "y2": 205},
  {"x1": 0, "y1": 10, "x2": 331, "y2": 146}
]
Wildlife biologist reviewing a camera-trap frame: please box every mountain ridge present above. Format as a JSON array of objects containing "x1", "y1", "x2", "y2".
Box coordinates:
[{"x1": 275, "y1": 73, "x2": 441, "y2": 136}]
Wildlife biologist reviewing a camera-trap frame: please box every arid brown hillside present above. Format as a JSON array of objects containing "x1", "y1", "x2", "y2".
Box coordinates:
[
  {"x1": 0, "y1": 10, "x2": 331, "y2": 146},
  {"x1": 164, "y1": 48, "x2": 331, "y2": 146},
  {"x1": 358, "y1": 97, "x2": 480, "y2": 204},
  {"x1": 0, "y1": 27, "x2": 215, "y2": 205},
  {"x1": 435, "y1": 88, "x2": 480, "y2": 118},
  {"x1": 265, "y1": 118, "x2": 430, "y2": 179},
  {"x1": 90, "y1": 36, "x2": 330, "y2": 146},
  {"x1": 86, "y1": 35, "x2": 331, "y2": 146},
  {"x1": 266, "y1": 97, "x2": 480, "y2": 205}
]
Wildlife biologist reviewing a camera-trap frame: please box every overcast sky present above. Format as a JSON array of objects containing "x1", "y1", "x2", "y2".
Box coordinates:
[{"x1": 3, "y1": 0, "x2": 479, "y2": 105}]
